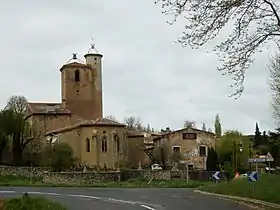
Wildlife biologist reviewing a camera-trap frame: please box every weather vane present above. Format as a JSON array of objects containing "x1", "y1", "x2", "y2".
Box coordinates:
[
  {"x1": 72, "y1": 53, "x2": 77, "y2": 60},
  {"x1": 66, "y1": 53, "x2": 84, "y2": 64},
  {"x1": 88, "y1": 38, "x2": 99, "y2": 53}
]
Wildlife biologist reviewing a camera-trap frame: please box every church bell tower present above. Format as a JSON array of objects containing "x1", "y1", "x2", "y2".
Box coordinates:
[{"x1": 60, "y1": 44, "x2": 103, "y2": 120}]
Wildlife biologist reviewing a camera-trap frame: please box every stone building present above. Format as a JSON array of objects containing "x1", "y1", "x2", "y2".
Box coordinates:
[
  {"x1": 126, "y1": 130, "x2": 160, "y2": 168},
  {"x1": 25, "y1": 47, "x2": 145, "y2": 169},
  {"x1": 153, "y1": 128, "x2": 216, "y2": 170}
]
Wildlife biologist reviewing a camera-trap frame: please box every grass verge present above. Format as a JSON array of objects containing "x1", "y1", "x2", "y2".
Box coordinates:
[
  {"x1": 1, "y1": 193, "x2": 66, "y2": 210},
  {"x1": 199, "y1": 174, "x2": 280, "y2": 204},
  {"x1": 0, "y1": 175, "x2": 206, "y2": 188}
]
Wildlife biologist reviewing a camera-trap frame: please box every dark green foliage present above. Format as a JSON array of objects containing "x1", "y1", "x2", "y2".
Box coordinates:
[
  {"x1": 200, "y1": 174, "x2": 280, "y2": 204},
  {"x1": 268, "y1": 128, "x2": 280, "y2": 166},
  {"x1": 253, "y1": 122, "x2": 263, "y2": 148},
  {"x1": 0, "y1": 95, "x2": 34, "y2": 165},
  {"x1": 214, "y1": 114, "x2": 222, "y2": 137},
  {"x1": 42, "y1": 143, "x2": 78, "y2": 171},
  {"x1": 206, "y1": 147, "x2": 219, "y2": 171}
]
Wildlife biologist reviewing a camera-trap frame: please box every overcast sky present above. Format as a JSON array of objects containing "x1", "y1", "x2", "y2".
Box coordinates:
[{"x1": 0, "y1": 1, "x2": 276, "y2": 134}]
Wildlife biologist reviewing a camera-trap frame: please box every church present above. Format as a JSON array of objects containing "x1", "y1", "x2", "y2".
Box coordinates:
[
  {"x1": 25, "y1": 45, "x2": 216, "y2": 170},
  {"x1": 25, "y1": 46, "x2": 146, "y2": 169}
]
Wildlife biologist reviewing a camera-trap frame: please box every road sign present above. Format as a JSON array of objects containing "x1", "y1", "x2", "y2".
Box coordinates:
[
  {"x1": 248, "y1": 158, "x2": 266, "y2": 163},
  {"x1": 266, "y1": 152, "x2": 274, "y2": 162},
  {"x1": 248, "y1": 171, "x2": 258, "y2": 182},
  {"x1": 248, "y1": 157, "x2": 274, "y2": 163},
  {"x1": 212, "y1": 171, "x2": 221, "y2": 181}
]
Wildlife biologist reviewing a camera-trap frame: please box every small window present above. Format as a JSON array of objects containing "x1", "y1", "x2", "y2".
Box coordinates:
[
  {"x1": 86, "y1": 138, "x2": 90, "y2": 152},
  {"x1": 182, "y1": 133, "x2": 197, "y2": 140},
  {"x1": 199, "y1": 146, "x2": 206, "y2": 157},
  {"x1": 102, "y1": 136, "x2": 107, "y2": 152},
  {"x1": 76, "y1": 89, "x2": 79, "y2": 93},
  {"x1": 188, "y1": 164, "x2": 194, "y2": 170},
  {"x1": 74, "y1": 69, "x2": 80, "y2": 81},
  {"x1": 94, "y1": 58, "x2": 97, "y2": 60},
  {"x1": 114, "y1": 134, "x2": 120, "y2": 152},
  {"x1": 173, "y1": 146, "x2": 180, "y2": 154}
]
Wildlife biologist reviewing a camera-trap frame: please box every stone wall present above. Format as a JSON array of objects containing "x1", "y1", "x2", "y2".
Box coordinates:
[
  {"x1": 0, "y1": 166, "x2": 223, "y2": 185},
  {"x1": 121, "y1": 170, "x2": 171, "y2": 181},
  {"x1": 43, "y1": 171, "x2": 119, "y2": 185},
  {"x1": 0, "y1": 166, "x2": 49, "y2": 178}
]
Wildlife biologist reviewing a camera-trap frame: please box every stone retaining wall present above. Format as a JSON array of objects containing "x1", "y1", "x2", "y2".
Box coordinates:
[
  {"x1": 43, "y1": 171, "x2": 119, "y2": 185},
  {"x1": 0, "y1": 166, "x2": 49, "y2": 178},
  {"x1": 0, "y1": 166, "x2": 218, "y2": 185}
]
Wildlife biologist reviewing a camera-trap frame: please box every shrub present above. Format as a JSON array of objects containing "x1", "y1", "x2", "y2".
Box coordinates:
[
  {"x1": 3, "y1": 193, "x2": 66, "y2": 210},
  {"x1": 42, "y1": 143, "x2": 78, "y2": 171}
]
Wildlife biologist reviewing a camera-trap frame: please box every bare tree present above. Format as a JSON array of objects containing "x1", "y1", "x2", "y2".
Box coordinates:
[
  {"x1": 269, "y1": 50, "x2": 280, "y2": 123},
  {"x1": 124, "y1": 116, "x2": 142, "y2": 130},
  {"x1": 5, "y1": 95, "x2": 27, "y2": 115},
  {"x1": 155, "y1": 0, "x2": 280, "y2": 98},
  {"x1": 105, "y1": 115, "x2": 117, "y2": 121},
  {"x1": 184, "y1": 120, "x2": 196, "y2": 129}
]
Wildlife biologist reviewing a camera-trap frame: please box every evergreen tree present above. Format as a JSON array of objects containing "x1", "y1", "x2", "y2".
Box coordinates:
[
  {"x1": 263, "y1": 131, "x2": 268, "y2": 144},
  {"x1": 202, "y1": 123, "x2": 206, "y2": 131},
  {"x1": 254, "y1": 122, "x2": 263, "y2": 148},
  {"x1": 206, "y1": 147, "x2": 219, "y2": 171},
  {"x1": 146, "y1": 124, "x2": 151, "y2": 132},
  {"x1": 214, "y1": 114, "x2": 222, "y2": 137}
]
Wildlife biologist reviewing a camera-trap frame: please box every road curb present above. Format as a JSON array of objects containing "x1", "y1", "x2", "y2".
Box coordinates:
[{"x1": 194, "y1": 190, "x2": 280, "y2": 209}]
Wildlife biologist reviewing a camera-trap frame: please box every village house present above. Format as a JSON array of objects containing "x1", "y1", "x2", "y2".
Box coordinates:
[{"x1": 153, "y1": 127, "x2": 216, "y2": 170}]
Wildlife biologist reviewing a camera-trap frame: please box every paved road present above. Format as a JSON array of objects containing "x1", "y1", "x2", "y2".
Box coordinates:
[{"x1": 0, "y1": 187, "x2": 250, "y2": 210}]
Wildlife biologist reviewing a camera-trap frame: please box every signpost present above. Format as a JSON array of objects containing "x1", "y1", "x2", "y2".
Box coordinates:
[
  {"x1": 248, "y1": 152, "x2": 274, "y2": 172},
  {"x1": 248, "y1": 171, "x2": 258, "y2": 182},
  {"x1": 212, "y1": 171, "x2": 221, "y2": 183},
  {"x1": 248, "y1": 171, "x2": 258, "y2": 191}
]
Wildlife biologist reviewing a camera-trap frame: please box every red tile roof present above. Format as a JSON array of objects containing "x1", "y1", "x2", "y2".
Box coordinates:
[{"x1": 27, "y1": 102, "x2": 71, "y2": 115}]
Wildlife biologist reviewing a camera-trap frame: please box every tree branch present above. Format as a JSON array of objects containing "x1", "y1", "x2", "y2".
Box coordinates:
[{"x1": 263, "y1": 0, "x2": 280, "y2": 27}]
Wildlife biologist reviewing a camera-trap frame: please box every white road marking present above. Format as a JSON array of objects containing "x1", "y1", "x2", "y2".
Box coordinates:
[
  {"x1": 26, "y1": 192, "x2": 60, "y2": 196},
  {"x1": 107, "y1": 198, "x2": 136, "y2": 204},
  {"x1": 0, "y1": 191, "x2": 16, "y2": 194},
  {"x1": 0, "y1": 190, "x2": 157, "y2": 209},
  {"x1": 140, "y1": 204, "x2": 156, "y2": 210},
  {"x1": 67, "y1": 194, "x2": 101, "y2": 200}
]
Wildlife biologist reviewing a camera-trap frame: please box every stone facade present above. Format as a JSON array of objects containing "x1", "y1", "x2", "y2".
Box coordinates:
[
  {"x1": 126, "y1": 130, "x2": 156, "y2": 168},
  {"x1": 46, "y1": 119, "x2": 128, "y2": 169},
  {"x1": 24, "y1": 49, "x2": 146, "y2": 168},
  {"x1": 153, "y1": 128, "x2": 216, "y2": 170}
]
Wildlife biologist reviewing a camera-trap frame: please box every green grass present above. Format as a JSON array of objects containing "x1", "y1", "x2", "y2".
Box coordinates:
[
  {"x1": 199, "y1": 174, "x2": 280, "y2": 204},
  {"x1": 2, "y1": 194, "x2": 66, "y2": 210},
  {"x1": 0, "y1": 175, "x2": 206, "y2": 188}
]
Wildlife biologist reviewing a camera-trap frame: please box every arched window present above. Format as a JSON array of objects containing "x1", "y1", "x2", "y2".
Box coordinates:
[
  {"x1": 101, "y1": 135, "x2": 107, "y2": 152},
  {"x1": 113, "y1": 133, "x2": 120, "y2": 152},
  {"x1": 75, "y1": 69, "x2": 80, "y2": 81},
  {"x1": 86, "y1": 138, "x2": 90, "y2": 152}
]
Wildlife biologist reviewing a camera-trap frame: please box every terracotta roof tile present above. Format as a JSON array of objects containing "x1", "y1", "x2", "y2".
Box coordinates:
[
  {"x1": 125, "y1": 129, "x2": 144, "y2": 137},
  {"x1": 46, "y1": 117, "x2": 125, "y2": 135},
  {"x1": 60, "y1": 62, "x2": 93, "y2": 72},
  {"x1": 27, "y1": 102, "x2": 71, "y2": 115},
  {"x1": 82, "y1": 117, "x2": 125, "y2": 126}
]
